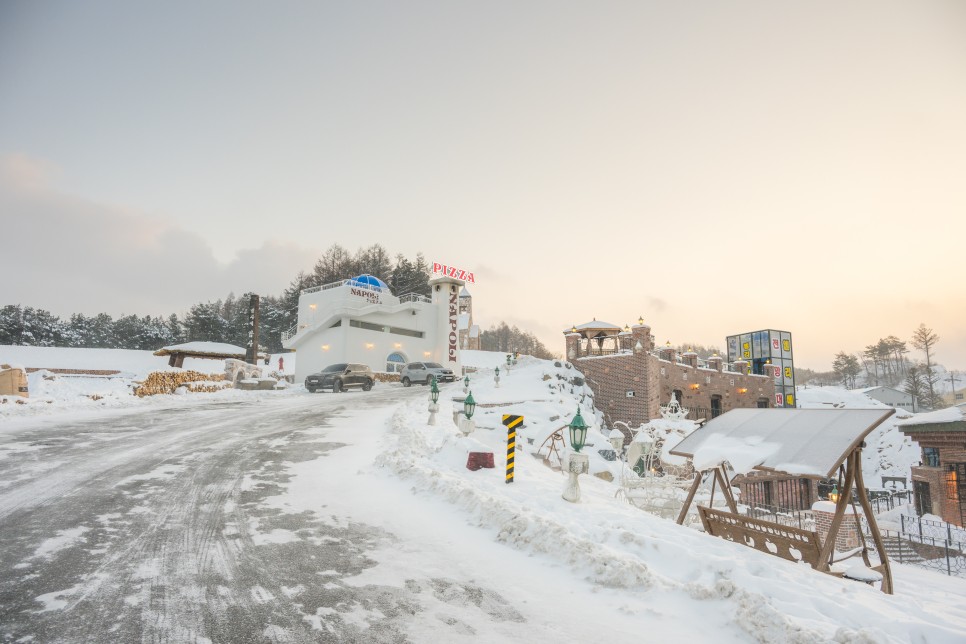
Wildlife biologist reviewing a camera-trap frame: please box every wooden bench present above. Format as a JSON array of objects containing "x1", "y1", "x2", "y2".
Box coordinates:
[{"x1": 698, "y1": 506, "x2": 824, "y2": 568}]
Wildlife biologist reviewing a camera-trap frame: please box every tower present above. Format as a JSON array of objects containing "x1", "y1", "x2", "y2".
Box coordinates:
[{"x1": 430, "y1": 275, "x2": 464, "y2": 376}]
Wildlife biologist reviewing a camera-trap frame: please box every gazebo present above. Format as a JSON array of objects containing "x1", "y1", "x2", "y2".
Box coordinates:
[
  {"x1": 153, "y1": 341, "x2": 261, "y2": 368},
  {"x1": 669, "y1": 407, "x2": 896, "y2": 593},
  {"x1": 565, "y1": 320, "x2": 626, "y2": 357}
]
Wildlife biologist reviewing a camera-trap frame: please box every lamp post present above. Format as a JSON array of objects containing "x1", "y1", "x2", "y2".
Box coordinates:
[
  {"x1": 463, "y1": 375, "x2": 470, "y2": 394},
  {"x1": 506, "y1": 354, "x2": 512, "y2": 372},
  {"x1": 608, "y1": 428, "x2": 624, "y2": 455},
  {"x1": 459, "y1": 391, "x2": 477, "y2": 435},
  {"x1": 427, "y1": 377, "x2": 440, "y2": 425},
  {"x1": 562, "y1": 408, "x2": 590, "y2": 503},
  {"x1": 494, "y1": 366, "x2": 500, "y2": 389}
]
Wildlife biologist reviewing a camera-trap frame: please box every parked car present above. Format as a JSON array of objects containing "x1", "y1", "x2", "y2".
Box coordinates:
[
  {"x1": 305, "y1": 363, "x2": 374, "y2": 393},
  {"x1": 400, "y1": 362, "x2": 456, "y2": 386}
]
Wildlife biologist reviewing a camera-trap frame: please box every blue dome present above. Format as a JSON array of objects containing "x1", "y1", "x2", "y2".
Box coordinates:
[{"x1": 349, "y1": 274, "x2": 389, "y2": 290}]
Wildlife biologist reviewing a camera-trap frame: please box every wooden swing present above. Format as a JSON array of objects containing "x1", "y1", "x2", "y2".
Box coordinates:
[{"x1": 669, "y1": 408, "x2": 896, "y2": 594}]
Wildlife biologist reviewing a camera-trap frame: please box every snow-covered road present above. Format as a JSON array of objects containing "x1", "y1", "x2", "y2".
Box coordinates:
[{"x1": 0, "y1": 387, "x2": 435, "y2": 643}]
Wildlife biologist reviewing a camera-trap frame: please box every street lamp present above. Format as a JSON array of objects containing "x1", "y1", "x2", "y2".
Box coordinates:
[
  {"x1": 608, "y1": 428, "x2": 624, "y2": 454},
  {"x1": 494, "y1": 366, "x2": 500, "y2": 389},
  {"x1": 463, "y1": 375, "x2": 470, "y2": 394},
  {"x1": 459, "y1": 391, "x2": 477, "y2": 435},
  {"x1": 427, "y1": 377, "x2": 440, "y2": 425},
  {"x1": 568, "y1": 408, "x2": 588, "y2": 453},
  {"x1": 562, "y1": 408, "x2": 590, "y2": 503},
  {"x1": 828, "y1": 484, "x2": 839, "y2": 504}
]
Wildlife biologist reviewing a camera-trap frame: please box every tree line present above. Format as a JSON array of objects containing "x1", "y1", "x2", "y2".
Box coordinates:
[
  {"x1": 479, "y1": 322, "x2": 555, "y2": 360},
  {"x1": 1, "y1": 243, "x2": 554, "y2": 361},
  {"x1": 830, "y1": 323, "x2": 944, "y2": 410},
  {"x1": 0, "y1": 244, "x2": 432, "y2": 354}
]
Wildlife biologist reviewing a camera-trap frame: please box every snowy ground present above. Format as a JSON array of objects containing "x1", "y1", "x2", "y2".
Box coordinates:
[{"x1": 1, "y1": 347, "x2": 965, "y2": 642}]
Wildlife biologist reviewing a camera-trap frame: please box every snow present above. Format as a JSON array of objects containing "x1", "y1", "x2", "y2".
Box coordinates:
[
  {"x1": 897, "y1": 406, "x2": 965, "y2": 426},
  {"x1": 155, "y1": 341, "x2": 249, "y2": 356},
  {"x1": 3, "y1": 347, "x2": 966, "y2": 640}
]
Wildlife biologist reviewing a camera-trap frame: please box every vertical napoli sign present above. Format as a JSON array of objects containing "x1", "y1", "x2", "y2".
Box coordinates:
[{"x1": 432, "y1": 262, "x2": 475, "y2": 365}]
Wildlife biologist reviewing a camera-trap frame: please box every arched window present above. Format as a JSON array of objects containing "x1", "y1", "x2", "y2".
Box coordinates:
[{"x1": 386, "y1": 352, "x2": 407, "y2": 373}]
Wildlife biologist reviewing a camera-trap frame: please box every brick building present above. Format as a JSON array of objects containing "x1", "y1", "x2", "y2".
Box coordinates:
[
  {"x1": 565, "y1": 321, "x2": 775, "y2": 435},
  {"x1": 897, "y1": 404, "x2": 966, "y2": 527}
]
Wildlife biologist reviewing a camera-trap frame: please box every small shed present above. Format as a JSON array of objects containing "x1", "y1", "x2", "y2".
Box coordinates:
[
  {"x1": 154, "y1": 342, "x2": 261, "y2": 368},
  {"x1": 669, "y1": 408, "x2": 896, "y2": 593}
]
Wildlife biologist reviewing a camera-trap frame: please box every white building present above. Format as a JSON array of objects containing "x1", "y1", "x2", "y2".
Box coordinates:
[
  {"x1": 283, "y1": 274, "x2": 464, "y2": 384},
  {"x1": 859, "y1": 386, "x2": 916, "y2": 411}
]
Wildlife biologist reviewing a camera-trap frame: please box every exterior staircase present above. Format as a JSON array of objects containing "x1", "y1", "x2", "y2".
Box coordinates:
[{"x1": 878, "y1": 535, "x2": 927, "y2": 566}]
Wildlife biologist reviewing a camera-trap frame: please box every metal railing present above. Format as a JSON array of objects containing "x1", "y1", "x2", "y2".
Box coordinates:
[
  {"x1": 398, "y1": 293, "x2": 431, "y2": 304},
  {"x1": 280, "y1": 324, "x2": 301, "y2": 343},
  {"x1": 900, "y1": 514, "x2": 966, "y2": 545},
  {"x1": 866, "y1": 528, "x2": 966, "y2": 578},
  {"x1": 740, "y1": 503, "x2": 815, "y2": 531}
]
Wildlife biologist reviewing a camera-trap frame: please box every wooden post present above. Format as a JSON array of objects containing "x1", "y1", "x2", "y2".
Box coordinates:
[
  {"x1": 817, "y1": 459, "x2": 856, "y2": 572},
  {"x1": 677, "y1": 471, "x2": 704, "y2": 525},
  {"x1": 716, "y1": 464, "x2": 738, "y2": 513},
  {"x1": 245, "y1": 294, "x2": 260, "y2": 365},
  {"x1": 852, "y1": 449, "x2": 894, "y2": 594}
]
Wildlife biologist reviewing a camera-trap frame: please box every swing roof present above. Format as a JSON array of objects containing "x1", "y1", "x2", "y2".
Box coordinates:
[{"x1": 668, "y1": 408, "x2": 895, "y2": 479}]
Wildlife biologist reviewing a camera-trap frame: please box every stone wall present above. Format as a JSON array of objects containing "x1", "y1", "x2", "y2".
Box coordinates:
[{"x1": 568, "y1": 324, "x2": 775, "y2": 427}]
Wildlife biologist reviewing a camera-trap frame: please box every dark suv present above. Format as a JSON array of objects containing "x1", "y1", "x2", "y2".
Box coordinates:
[
  {"x1": 305, "y1": 363, "x2": 375, "y2": 393},
  {"x1": 400, "y1": 362, "x2": 456, "y2": 386}
]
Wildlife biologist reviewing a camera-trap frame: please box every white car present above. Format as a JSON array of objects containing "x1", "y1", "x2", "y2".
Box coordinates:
[{"x1": 399, "y1": 362, "x2": 456, "y2": 386}]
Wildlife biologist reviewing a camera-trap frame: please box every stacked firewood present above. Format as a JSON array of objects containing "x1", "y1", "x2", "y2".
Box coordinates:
[{"x1": 134, "y1": 371, "x2": 227, "y2": 397}]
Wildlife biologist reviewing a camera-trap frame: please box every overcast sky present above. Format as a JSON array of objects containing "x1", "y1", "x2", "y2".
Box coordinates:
[{"x1": 2, "y1": 1, "x2": 965, "y2": 371}]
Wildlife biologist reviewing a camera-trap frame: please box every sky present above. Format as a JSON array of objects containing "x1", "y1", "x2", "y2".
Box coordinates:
[{"x1": 1, "y1": 1, "x2": 965, "y2": 371}]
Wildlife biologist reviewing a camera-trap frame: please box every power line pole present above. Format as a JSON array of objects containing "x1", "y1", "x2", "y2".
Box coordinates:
[{"x1": 950, "y1": 370, "x2": 963, "y2": 403}]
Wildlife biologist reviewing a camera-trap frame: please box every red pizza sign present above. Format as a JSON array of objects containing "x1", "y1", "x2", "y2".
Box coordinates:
[{"x1": 432, "y1": 262, "x2": 476, "y2": 284}]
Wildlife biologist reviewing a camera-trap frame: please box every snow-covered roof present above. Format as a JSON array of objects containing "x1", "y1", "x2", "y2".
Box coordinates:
[
  {"x1": 897, "y1": 406, "x2": 966, "y2": 427},
  {"x1": 459, "y1": 286, "x2": 471, "y2": 298},
  {"x1": 153, "y1": 342, "x2": 249, "y2": 358},
  {"x1": 668, "y1": 408, "x2": 895, "y2": 478},
  {"x1": 567, "y1": 320, "x2": 623, "y2": 335}
]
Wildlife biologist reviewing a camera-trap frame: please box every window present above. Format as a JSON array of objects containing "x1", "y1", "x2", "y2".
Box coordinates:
[
  {"x1": 946, "y1": 468, "x2": 959, "y2": 501},
  {"x1": 924, "y1": 447, "x2": 940, "y2": 467},
  {"x1": 386, "y1": 352, "x2": 407, "y2": 373}
]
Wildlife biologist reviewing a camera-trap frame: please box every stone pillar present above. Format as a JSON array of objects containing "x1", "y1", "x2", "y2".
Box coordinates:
[
  {"x1": 631, "y1": 324, "x2": 653, "y2": 351},
  {"x1": 733, "y1": 359, "x2": 750, "y2": 375},
  {"x1": 682, "y1": 350, "x2": 698, "y2": 369},
  {"x1": 812, "y1": 501, "x2": 863, "y2": 552},
  {"x1": 565, "y1": 332, "x2": 581, "y2": 360},
  {"x1": 708, "y1": 356, "x2": 723, "y2": 372}
]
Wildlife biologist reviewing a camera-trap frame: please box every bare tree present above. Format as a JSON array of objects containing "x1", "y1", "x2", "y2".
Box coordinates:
[{"x1": 912, "y1": 324, "x2": 940, "y2": 407}]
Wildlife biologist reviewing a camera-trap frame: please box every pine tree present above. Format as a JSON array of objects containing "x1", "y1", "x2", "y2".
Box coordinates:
[
  {"x1": 832, "y1": 351, "x2": 861, "y2": 389},
  {"x1": 0, "y1": 305, "x2": 24, "y2": 345}
]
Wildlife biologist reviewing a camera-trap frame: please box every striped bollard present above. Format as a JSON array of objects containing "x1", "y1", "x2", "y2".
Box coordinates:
[{"x1": 502, "y1": 415, "x2": 523, "y2": 484}]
